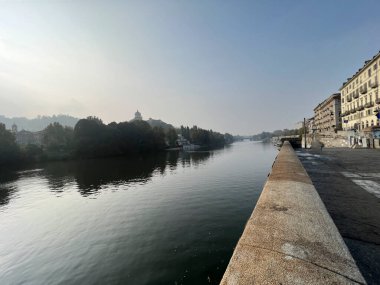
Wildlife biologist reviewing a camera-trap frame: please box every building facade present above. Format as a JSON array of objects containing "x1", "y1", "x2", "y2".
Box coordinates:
[
  {"x1": 306, "y1": 117, "x2": 314, "y2": 134},
  {"x1": 15, "y1": 129, "x2": 44, "y2": 146},
  {"x1": 313, "y1": 93, "x2": 342, "y2": 133},
  {"x1": 340, "y1": 51, "x2": 380, "y2": 131}
]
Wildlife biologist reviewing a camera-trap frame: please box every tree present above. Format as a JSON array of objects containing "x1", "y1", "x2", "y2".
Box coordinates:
[
  {"x1": 0, "y1": 123, "x2": 19, "y2": 165},
  {"x1": 74, "y1": 118, "x2": 108, "y2": 157},
  {"x1": 43, "y1": 122, "x2": 74, "y2": 151},
  {"x1": 166, "y1": 127, "x2": 178, "y2": 147}
]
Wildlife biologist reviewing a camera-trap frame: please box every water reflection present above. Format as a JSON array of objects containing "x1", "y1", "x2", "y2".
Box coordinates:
[
  {"x1": 0, "y1": 142, "x2": 278, "y2": 285},
  {"x1": 0, "y1": 171, "x2": 19, "y2": 207},
  {"x1": 0, "y1": 150, "x2": 216, "y2": 204}
]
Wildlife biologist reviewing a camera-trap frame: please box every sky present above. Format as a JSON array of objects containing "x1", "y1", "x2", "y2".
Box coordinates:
[{"x1": 1, "y1": 0, "x2": 380, "y2": 135}]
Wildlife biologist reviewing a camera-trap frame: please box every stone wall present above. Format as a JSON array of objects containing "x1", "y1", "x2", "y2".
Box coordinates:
[{"x1": 220, "y1": 142, "x2": 365, "y2": 284}]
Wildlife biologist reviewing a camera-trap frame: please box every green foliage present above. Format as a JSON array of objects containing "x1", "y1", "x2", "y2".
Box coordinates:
[
  {"x1": 0, "y1": 123, "x2": 20, "y2": 165},
  {"x1": 74, "y1": 119, "x2": 168, "y2": 158},
  {"x1": 180, "y1": 126, "x2": 191, "y2": 141},
  {"x1": 22, "y1": 144, "x2": 43, "y2": 162},
  {"x1": 224, "y1": 133, "x2": 234, "y2": 144},
  {"x1": 43, "y1": 122, "x2": 74, "y2": 151},
  {"x1": 0, "y1": 116, "x2": 233, "y2": 163},
  {"x1": 166, "y1": 127, "x2": 178, "y2": 147},
  {"x1": 180, "y1": 125, "x2": 229, "y2": 147}
]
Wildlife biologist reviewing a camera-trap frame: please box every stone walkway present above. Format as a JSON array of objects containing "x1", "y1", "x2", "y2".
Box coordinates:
[{"x1": 297, "y1": 148, "x2": 380, "y2": 285}]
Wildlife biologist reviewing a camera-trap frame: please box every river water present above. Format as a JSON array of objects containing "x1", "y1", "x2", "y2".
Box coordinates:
[{"x1": 0, "y1": 141, "x2": 277, "y2": 285}]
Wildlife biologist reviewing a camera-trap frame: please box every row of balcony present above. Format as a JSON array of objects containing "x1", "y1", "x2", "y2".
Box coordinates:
[
  {"x1": 342, "y1": 102, "x2": 376, "y2": 116},
  {"x1": 347, "y1": 79, "x2": 378, "y2": 99}
]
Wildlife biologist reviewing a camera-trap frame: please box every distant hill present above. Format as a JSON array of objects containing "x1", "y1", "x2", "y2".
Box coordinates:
[
  {"x1": 0, "y1": 115, "x2": 80, "y2": 132},
  {"x1": 146, "y1": 118, "x2": 175, "y2": 131}
]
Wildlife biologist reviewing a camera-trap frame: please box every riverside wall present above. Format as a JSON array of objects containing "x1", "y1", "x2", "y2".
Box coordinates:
[{"x1": 220, "y1": 141, "x2": 365, "y2": 284}]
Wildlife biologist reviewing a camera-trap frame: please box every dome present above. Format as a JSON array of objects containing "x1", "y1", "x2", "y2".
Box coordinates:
[{"x1": 134, "y1": 110, "x2": 142, "y2": 120}]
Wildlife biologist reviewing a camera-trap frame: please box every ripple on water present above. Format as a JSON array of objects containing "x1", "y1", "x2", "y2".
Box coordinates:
[{"x1": 0, "y1": 142, "x2": 277, "y2": 285}]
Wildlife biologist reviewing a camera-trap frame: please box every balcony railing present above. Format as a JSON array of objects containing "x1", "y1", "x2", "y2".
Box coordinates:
[
  {"x1": 359, "y1": 85, "x2": 368, "y2": 94},
  {"x1": 347, "y1": 96, "x2": 353, "y2": 102},
  {"x1": 357, "y1": 106, "x2": 364, "y2": 111},
  {"x1": 370, "y1": 79, "x2": 378, "y2": 88},
  {"x1": 350, "y1": 108, "x2": 356, "y2": 114},
  {"x1": 365, "y1": 102, "x2": 374, "y2": 108}
]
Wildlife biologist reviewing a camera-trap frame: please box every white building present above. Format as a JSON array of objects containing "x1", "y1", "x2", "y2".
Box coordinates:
[{"x1": 340, "y1": 51, "x2": 380, "y2": 131}]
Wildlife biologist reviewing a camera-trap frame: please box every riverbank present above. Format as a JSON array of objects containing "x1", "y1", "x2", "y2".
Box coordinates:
[
  {"x1": 221, "y1": 142, "x2": 365, "y2": 284},
  {"x1": 297, "y1": 147, "x2": 380, "y2": 285}
]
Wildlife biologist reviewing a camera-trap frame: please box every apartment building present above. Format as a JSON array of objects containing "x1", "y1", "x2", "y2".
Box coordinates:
[
  {"x1": 306, "y1": 117, "x2": 314, "y2": 134},
  {"x1": 313, "y1": 93, "x2": 342, "y2": 133},
  {"x1": 340, "y1": 51, "x2": 380, "y2": 131}
]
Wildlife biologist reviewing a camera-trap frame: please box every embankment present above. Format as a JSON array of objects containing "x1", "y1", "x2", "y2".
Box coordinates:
[{"x1": 220, "y1": 141, "x2": 365, "y2": 284}]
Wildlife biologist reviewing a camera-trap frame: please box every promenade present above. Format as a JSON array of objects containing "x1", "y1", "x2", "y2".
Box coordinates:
[
  {"x1": 297, "y1": 148, "x2": 380, "y2": 285},
  {"x1": 221, "y1": 142, "x2": 364, "y2": 284}
]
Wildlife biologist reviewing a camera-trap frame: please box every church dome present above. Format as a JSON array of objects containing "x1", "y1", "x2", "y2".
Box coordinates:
[{"x1": 134, "y1": 110, "x2": 142, "y2": 120}]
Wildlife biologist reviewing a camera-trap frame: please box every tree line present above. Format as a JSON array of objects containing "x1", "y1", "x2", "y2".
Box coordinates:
[
  {"x1": 0, "y1": 117, "x2": 233, "y2": 166},
  {"x1": 179, "y1": 125, "x2": 233, "y2": 147}
]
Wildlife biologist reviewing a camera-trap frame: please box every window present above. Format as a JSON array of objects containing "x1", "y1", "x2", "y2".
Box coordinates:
[
  {"x1": 375, "y1": 64, "x2": 378, "y2": 70},
  {"x1": 368, "y1": 69, "x2": 371, "y2": 77},
  {"x1": 371, "y1": 120, "x2": 374, "y2": 126}
]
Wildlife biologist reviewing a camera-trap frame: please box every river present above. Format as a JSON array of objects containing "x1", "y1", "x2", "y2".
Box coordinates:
[{"x1": 0, "y1": 141, "x2": 277, "y2": 285}]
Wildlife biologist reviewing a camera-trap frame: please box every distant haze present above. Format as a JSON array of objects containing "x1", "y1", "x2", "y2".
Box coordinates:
[
  {"x1": 0, "y1": 114, "x2": 79, "y2": 132},
  {"x1": 1, "y1": 1, "x2": 380, "y2": 134}
]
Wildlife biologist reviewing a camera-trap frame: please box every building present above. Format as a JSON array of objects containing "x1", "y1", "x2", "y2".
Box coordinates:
[
  {"x1": 340, "y1": 51, "x2": 380, "y2": 131},
  {"x1": 313, "y1": 93, "x2": 342, "y2": 133},
  {"x1": 306, "y1": 117, "x2": 315, "y2": 134},
  {"x1": 134, "y1": 110, "x2": 142, "y2": 121},
  {"x1": 15, "y1": 130, "x2": 44, "y2": 146}
]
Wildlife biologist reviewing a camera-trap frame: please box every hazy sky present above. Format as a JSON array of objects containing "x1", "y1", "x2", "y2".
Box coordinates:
[{"x1": 1, "y1": 0, "x2": 380, "y2": 134}]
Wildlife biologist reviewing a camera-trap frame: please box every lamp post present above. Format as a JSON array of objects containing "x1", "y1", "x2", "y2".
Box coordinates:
[{"x1": 304, "y1": 118, "x2": 307, "y2": 149}]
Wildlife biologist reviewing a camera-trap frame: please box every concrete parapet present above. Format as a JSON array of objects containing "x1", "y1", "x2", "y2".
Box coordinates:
[{"x1": 220, "y1": 141, "x2": 366, "y2": 285}]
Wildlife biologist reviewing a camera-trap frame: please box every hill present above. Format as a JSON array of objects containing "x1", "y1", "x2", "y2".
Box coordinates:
[
  {"x1": 146, "y1": 118, "x2": 175, "y2": 131},
  {"x1": 0, "y1": 115, "x2": 80, "y2": 131}
]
